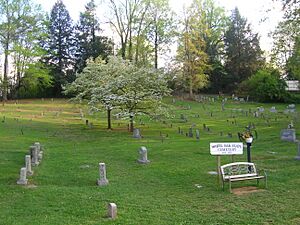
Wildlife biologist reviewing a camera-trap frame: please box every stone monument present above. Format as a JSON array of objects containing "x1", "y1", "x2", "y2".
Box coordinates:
[
  {"x1": 25, "y1": 155, "x2": 33, "y2": 176},
  {"x1": 17, "y1": 167, "x2": 28, "y2": 185},
  {"x1": 137, "y1": 146, "x2": 150, "y2": 164},
  {"x1": 107, "y1": 203, "x2": 117, "y2": 219},
  {"x1": 97, "y1": 163, "x2": 109, "y2": 186}
]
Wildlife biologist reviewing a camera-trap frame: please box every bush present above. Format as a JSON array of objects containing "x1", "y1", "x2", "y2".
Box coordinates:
[{"x1": 237, "y1": 68, "x2": 289, "y2": 102}]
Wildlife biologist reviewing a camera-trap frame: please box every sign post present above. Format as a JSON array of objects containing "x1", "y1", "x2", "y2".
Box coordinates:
[{"x1": 210, "y1": 142, "x2": 243, "y2": 183}]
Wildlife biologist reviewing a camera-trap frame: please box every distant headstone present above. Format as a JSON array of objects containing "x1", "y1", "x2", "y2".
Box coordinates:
[
  {"x1": 30, "y1": 146, "x2": 39, "y2": 166},
  {"x1": 188, "y1": 128, "x2": 193, "y2": 137},
  {"x1": 196, "y1": 129, "x2": 200, "y2": 140},
  {"x1": 270, "y1": 106, "x2": 277, "y2": 113},
  {"x1": 133, "y1": 128, "x2": 141, "y2": 138},
  {"x1": 34, "y1": 142, "x2": 43, "y2": 161},
  {"x1": 137, "y1": 146, "x2": 150, "y2": 164},
  {"x1": 280, "y1": 129, "x2": 296, "y2": 142},
  {"x1": 25, "y1": 155, "x2": 33, "y2": 176},
  {"x1": 180, "y1": 114, "x2": 185, "y2": 120},
  {"x1": 107, "y1": 203, "x2": 117, "y2": 219},
  {"x1": 258, "y1": 107, "x2": 264, "y2": 112},
  {"x1": 17, "y1": 167, "x2": 28, "y2": 185},
  {"x1": 97, "y1": 163, "x2": 109, "y2": 186}
]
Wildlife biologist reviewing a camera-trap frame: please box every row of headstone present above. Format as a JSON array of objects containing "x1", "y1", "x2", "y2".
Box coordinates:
[
  {"x1": 284, "y1": 104, "x2": 296, "y2": 113},
  {"x1": 17, "y1": 142, "x2": 43, "y2": 185}
]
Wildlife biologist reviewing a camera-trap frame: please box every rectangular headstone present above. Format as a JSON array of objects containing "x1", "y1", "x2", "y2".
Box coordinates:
[
  {"x1": 280, "y1": 129, "x2": 296, "y2": 142},
  {"x1": 107, "y1": 203, "x2": 117, "y2": 219}
]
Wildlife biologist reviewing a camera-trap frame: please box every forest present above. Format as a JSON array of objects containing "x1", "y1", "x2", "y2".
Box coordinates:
[{"x1": 0, "y1": 0, "x2": 299, "y2": 102}]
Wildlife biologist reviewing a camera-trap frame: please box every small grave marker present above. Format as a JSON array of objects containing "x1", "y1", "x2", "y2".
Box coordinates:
[
  {"x1": 25, "y1": 155, "x2": 33, "y2": 176},
  {"x1": 133, "y1": 128, "x2": 141, "y2": 138},
  {"x1": 281, "y1": 129, "x2": 296, "y2": 142},
  {"x1": 97, "y1": 163, "x2": 109, "y2": 186},
  {"x1": 17, "y1": 167, "x2": 28, "y2": 185},
  {"x1": 137, "y1": 146, "x2": 150, "y2": 164},
  {"x1": 107, "y1": 203, "x2": 117, "y2": 219}
]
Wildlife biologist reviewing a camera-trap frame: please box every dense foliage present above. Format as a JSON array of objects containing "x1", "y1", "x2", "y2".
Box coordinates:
[{"x1": 237, "y1": 68, "x2": 288, "y2": 102}]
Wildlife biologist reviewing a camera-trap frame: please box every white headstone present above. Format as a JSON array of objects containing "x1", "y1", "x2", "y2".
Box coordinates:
[
  {"x1": 25, "y1": 155, "x2": 33, "y2": 176},
  {"x1": 97, "y1": 163, "x2": 109, "y2": 186},
  {"x1": 107, "y1": 203, "x2": 117, "y2": 219},
  {"x1": 137, "y1": 146, "x2": 150, "y2": 164},
  {"x1": 133, "y1": 128, "x2": 141, "y2": 138},
  {"x1": 17, "y1": 167, "x2": 28, "y2": 185}
]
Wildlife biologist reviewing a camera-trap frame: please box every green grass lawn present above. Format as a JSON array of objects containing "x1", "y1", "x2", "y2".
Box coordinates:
[{"x1": 0, "y1": 97, "x2": 299, "y2": 225}]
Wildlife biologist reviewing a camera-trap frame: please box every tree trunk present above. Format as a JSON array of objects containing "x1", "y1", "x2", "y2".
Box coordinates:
[
  {"x1": 154, "y1": 24, "x2": 158, "y2": 69},
  {"x1": 129, "y1": 114, "x2": 134, "y2": 132},
  {"x1": 189, "y1": 81, "x2": 193, "y2": 99},
  {"x1": 107, "y1": 109, "x2": 112, "y2": 129},
  {"x1": 3, "y1": 43, "x2": 9, "y2": 101}
]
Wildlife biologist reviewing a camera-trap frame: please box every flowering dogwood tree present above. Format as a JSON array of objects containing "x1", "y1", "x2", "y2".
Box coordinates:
[{"x1": 64, "y1": 56, "x2": 170, "y2": 131}]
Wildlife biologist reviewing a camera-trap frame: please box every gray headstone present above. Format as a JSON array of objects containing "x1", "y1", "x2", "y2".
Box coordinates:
[
  {"x1": 188, "y1": 128, "x2": 193, "y2": 137},
  {"x1": 107, "y1": 203, "x2": 117, "y2": 219},
  {"x1": 280, "y1": 129, "x2": 296, "y2": 142},
  {"x1": 196, "y1": 129, "x2": 200, "y2": 140},
  {"x1": 97, "y1": 163, "x2": 109, "y2": 186},
  {"x1": 270, "y1": 106, "x2": 277, "y2": 113},
  {"x1": 17, "y1": 167, "x2": 28, "y2": 185},
  {"x1": 30, "y1": 146, "x2": 39, "y2": 166},
  {"x1": 25, "y1": 155, "x2": 33, "y2": 176},
  {"x1": 137, "y1": 146, "x2": 150, "y2": 164},
  {"x1": 133, "y1": 128, "x2": 141, "y2": 138}
]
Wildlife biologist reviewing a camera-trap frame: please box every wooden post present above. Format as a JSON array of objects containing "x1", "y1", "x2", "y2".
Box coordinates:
[{"x1": 217, "y1": 155, "x2": 221, "y2": 185}]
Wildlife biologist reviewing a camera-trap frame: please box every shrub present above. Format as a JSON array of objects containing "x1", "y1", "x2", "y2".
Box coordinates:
[{"x1": 237, "y1": 68, "x2": 289, "y2": 102}]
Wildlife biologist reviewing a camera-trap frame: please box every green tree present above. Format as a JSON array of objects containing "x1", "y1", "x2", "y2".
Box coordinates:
[
  {"x1": 0, "y1": 0, "x2": 45, "y2": 101},
  {"x1": 64, "y1": 56, "x2": 170, "y2": 131},
  {"x1": 44, "y1": 0, "x2": 75, "y2": 96},
  {"x1": 286, "y1": 37, "x2": 300, "y2": 80},
  {"x1": 75, "y1": 0, "x2": 113, "y2": 73},
  {"x1": 146, "y1": 0, "x2": 176, "y2": 68},
  {"x1": 237, "y1": 68, "x2": 288, "y2": 102},
  {"x1": 224, "y1": 7, "x2": 264, "y2": 92},
  {"x1": 175, "y1": 4, "x2": 210, "y2": 98}
]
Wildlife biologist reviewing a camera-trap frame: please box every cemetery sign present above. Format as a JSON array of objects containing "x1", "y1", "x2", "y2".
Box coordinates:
[{"x1": 210, "y1": 142, "x2": 243, "y2": 155}]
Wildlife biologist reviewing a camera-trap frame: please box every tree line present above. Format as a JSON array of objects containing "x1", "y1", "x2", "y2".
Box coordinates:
[{"x1": 0, "y1": 0, "x2": 298, "y2": 102}]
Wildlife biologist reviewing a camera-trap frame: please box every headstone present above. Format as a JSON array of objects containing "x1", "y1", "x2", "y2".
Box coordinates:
[
  {"x1": 30, "y1": 146, "x2": 39, "y2": 166},
  {"x1": 17, "y1": 167, "x2": 28, "y2": 185},
  {"x1": 180, "y1": 114, "x2": 185, "y2": 120},
  {"x1": 258, "y1": 107, "x2": 264, "y2": 112},
  {"x1": 188, "y1": 128, "x2": 193, "y2": 137},
  {"x1": 107, "y1": 203, "x2": 117, "y2": 219},
  {"x1": 270, "y1": 106, "x2": 277, "y2": 113},
  {"x1": 25, "y1": 155, "x2": 33, "y2": 176},
  {"x1": 133, "y1": 128, "x2": 141, "y2": 138},
  {"x1": 34, "y1": 142, "x2": 43, "y2": 161},
  {"x1": 137, "y1": 146, "x2": 150, "y2": 164},
  {"x1": 196, "y1": 129, "x2": 200, "y2": 140},
  {"x1": 280, "y1": 129, "x2": 296, "y2": 142},
  {"x1": 97, "y1": 163, "x2": 109, "y2": 186}
]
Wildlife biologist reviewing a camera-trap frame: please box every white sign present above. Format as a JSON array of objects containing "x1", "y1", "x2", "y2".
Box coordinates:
[{"x1": 210, "y1": 142, "x2": 243, "y2": 155}]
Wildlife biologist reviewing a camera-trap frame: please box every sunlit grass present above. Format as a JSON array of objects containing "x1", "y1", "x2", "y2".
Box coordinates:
[{"x1": 0, "y1": 97, "x2": 299, "y2": 224}]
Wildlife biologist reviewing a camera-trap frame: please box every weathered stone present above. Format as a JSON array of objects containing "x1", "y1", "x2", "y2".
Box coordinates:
[
  {"x1": 25, "y1": 155, "x2": 33, "y2": 176},
  {"x1": 97, "y1": 163, "x2": 109, "y2": 186},
  {"x1": 270, "y1": 106, "x2": 277, "y2": 113},
  {"x1": 281, "y1": 129, "x2": 296, "y2": 142},
  {"x1": 196, "y1": 129, "x2": 200, "y2": 140},
  {"x1": 17, "y1": 167, "x2": 28, "y2": 185},
  {"x1": 188, "y1": 128, "x2": 193, "y2": 137},
  {"x1": 137, "y1": 146, "x2": 150, "y2": 164},
  {"x1": 133, "y1": 128, "x2": 141, "y2": 138},
  {"x1": 107, "y1": 203, "x2": 117, "y2": 219},
  {"x1": 30, "y1": 146, "x2": 39, "y2": 166}
]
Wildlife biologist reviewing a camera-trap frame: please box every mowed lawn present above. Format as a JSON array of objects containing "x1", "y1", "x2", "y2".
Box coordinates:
[{"x1": 0, "y1": 98, "x2": 299, "y2": 225}]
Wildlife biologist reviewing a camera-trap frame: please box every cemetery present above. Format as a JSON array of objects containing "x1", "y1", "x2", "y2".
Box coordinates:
[{"x1": 0, "y1": 97, "x2": 299, "y2": 224}]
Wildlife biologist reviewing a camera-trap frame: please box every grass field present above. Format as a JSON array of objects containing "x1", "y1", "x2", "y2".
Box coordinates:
[{"x1": 0, "y1": 97, "x2": 299, "y2": 225}]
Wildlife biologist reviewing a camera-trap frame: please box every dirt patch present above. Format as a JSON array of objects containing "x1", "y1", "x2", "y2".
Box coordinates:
[
  {"x1": 232, "y1": 186, "x2": 266, "y2": 196},
  {"x1": 25, "y1": 184, "x2": 38, "y2": 189}
]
